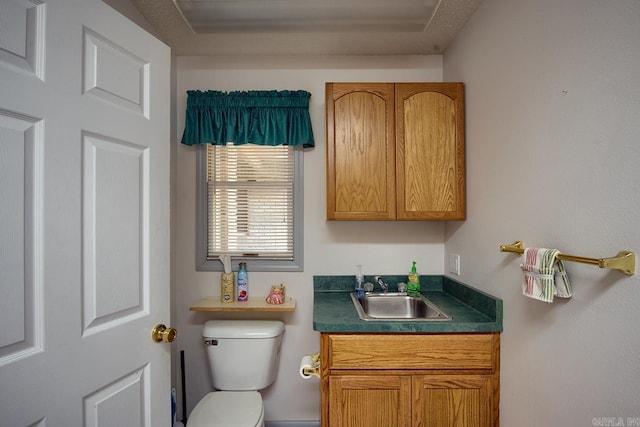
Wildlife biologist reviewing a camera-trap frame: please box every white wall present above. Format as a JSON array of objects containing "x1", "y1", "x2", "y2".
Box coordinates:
[
  {"x1": 443, "y1": 0, "x2": 640, "y2": 424},
  {"x1": 174, "y1": 55, "x2": 447, "y2": 422}
]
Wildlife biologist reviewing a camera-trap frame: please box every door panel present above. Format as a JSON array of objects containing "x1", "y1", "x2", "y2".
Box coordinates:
[
  {"x1": 82, "y1": 27, "x2": 150, "y2": 117},
  {"x1": 0, "y1": 0, "x2": 171, "y2": 425},
  {"x1": 0, "y1": 109, "x2": 44, "y2": 366},
  {"x1": 81, "y1": 131, "x2": 149, "y2": 335},
  {"x1": 0, "y1": 0, "x2": 46, "y2": 79}
]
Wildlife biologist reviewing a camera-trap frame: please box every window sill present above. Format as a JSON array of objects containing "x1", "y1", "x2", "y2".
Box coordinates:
[{"x1": 189, "y1": 297, "x2": 296, "y2": 312}]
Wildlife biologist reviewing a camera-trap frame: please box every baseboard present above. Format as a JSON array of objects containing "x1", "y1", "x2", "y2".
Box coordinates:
[
  {"x1": 265, "y1": 421, "x2": 320, "y2": 427},
  {"x1": 179, "y1": 419, "x2": 319, "y2": 426}
]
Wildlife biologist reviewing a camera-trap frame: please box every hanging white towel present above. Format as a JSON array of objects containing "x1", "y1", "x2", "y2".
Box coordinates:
[
  {"x1": 520, "y1": 248, "x2": 572, "y2": 303},
  {"x1": 553, "y1": 259, "x2": 572, "y2": 298}
]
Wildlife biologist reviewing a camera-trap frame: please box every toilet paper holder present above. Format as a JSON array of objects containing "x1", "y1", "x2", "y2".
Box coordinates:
[{"x1": 301, "y1": 352, "x2": 321, "y2": 378}]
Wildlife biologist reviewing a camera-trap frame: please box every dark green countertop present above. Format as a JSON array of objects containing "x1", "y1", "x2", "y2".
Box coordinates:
[{"x1": 313, "y1": 275, "x2": 503, "y2": 333}]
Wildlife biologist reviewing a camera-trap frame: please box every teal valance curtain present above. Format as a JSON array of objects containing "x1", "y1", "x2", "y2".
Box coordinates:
[{"x1": 181, "y1": 90, "x2": 315, "y2": 148}]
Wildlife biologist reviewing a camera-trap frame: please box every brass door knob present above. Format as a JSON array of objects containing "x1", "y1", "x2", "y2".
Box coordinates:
[{"x1": 152, "y1": 324, "x2": 177, "y2": 343}]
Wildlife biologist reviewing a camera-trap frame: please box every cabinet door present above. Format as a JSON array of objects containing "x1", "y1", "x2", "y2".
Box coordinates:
[
  {"x1": 329, "y1": 375, "x2": 412, "y2": 427},
  {"x1": 326, "y1": 83, "x2": 396, "y2": 220},
  {"x1": 413, "y1": 375, "x2": 493, "y2": 427},
  {"x1": 396, "y1": 83, "x2": 465, "y2": 220}
]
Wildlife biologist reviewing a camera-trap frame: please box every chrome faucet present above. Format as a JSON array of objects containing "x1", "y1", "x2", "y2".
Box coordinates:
[{"x1": 374, "y1": 276, "x2": 389, "y2": 293}]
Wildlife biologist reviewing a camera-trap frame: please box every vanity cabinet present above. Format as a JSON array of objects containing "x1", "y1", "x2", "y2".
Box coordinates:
[
  {"x1": 320, "y1": 333, "x2": 499, "y2": 427},
  {"x1": 325, "y1": 82, "x2": 465, "y2": 220}
]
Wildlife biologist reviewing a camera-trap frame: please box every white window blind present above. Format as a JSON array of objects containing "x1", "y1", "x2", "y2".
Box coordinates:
[{"x1": 206, "y1": 143, "x2": 294, "y2": 260}]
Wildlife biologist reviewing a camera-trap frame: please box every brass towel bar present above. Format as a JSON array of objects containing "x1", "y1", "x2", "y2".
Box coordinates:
[{"x1": 500, "y1": 241, "x2": 636, "y2": 275}]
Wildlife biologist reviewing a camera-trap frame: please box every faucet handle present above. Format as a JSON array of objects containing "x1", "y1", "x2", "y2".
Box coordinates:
[{"x1": 364, "y1": 282, "x2": 374, "y2": 292}]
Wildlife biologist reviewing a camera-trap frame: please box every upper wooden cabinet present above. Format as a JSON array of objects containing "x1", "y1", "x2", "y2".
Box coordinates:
[{"x1": 326, "y1": 82, "x2": 465, "y2": 220}]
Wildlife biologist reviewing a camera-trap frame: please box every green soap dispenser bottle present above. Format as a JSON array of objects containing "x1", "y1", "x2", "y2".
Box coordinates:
[{"x1": 407, "y1": 261, "x2": 420, "y2": 296}]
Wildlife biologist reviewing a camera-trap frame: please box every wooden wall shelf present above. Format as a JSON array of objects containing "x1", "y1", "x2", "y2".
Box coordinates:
[{"x1": 189, "y1": 297, "x2": 296, "y2": 312}]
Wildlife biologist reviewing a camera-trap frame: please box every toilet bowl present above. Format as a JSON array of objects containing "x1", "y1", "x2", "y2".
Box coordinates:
[
  {"x1": 186, "y1": 391, "x2": 264, "y2": 427},
  {"x1": 186, "y1": 320, "x2": 284, "y2": 427}
]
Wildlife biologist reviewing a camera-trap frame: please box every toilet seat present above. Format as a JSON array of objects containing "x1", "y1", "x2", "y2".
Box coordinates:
[{"x1": 187, "y1": 391, "x2": 264, "y2": 427}]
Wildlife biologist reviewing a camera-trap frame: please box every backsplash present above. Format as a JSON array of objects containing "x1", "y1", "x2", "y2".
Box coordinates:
[{"x1": 313, "y1": 274, "x2": 443, "y2": 292}]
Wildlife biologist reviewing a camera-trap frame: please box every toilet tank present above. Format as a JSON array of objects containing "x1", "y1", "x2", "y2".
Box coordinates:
[{"x1": 203, "y1": 320, "x2": 284, "y2": 391}]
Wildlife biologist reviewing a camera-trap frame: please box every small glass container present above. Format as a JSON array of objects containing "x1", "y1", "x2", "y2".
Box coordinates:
[
  {"x1": 397, "y1": 282, "x2": 407, "y2": 293},
  {"x1": 355, "y1": 265, "x2": 365, "y2": 299}
]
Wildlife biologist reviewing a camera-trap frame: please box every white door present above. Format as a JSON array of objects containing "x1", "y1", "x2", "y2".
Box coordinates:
[{"x1": 0, "y1": 0, "x2": 172, "y2": 426}]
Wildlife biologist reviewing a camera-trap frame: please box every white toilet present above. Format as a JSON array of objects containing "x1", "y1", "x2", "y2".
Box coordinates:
[{"x1": 187, "y1": 320, "x2": 285, "y2": 427}]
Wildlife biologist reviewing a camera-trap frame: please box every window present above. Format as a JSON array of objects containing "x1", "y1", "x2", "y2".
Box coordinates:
[
  {"x1": 196, "y1": 143, "x2": 304, "y2": 271},
  {"x1": 183, "y1": 89, "x2": 313, "y2": 271}
]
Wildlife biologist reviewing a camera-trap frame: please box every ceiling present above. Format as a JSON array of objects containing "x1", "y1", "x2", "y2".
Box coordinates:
[{"x1": 129, "y1": 0, "x2": 484, "y2": 56}]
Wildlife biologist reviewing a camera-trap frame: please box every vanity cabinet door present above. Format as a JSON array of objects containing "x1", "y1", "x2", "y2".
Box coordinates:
[
  {"x1": 412, "y1": 375, "x2": 494, "y2": 427},
  {"x1": 328, "y1": 375, "x2": 412, "y2": 427}
]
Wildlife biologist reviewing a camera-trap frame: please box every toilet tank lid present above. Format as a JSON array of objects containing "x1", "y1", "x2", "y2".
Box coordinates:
[{"x1": 203, "y1": 320, "x2": 284, "y2": 339}]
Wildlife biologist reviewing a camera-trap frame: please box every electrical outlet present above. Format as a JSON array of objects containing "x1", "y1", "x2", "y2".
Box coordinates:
[{"x1": 449, "y1": 254, "x2": 461, "y2": 276}]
